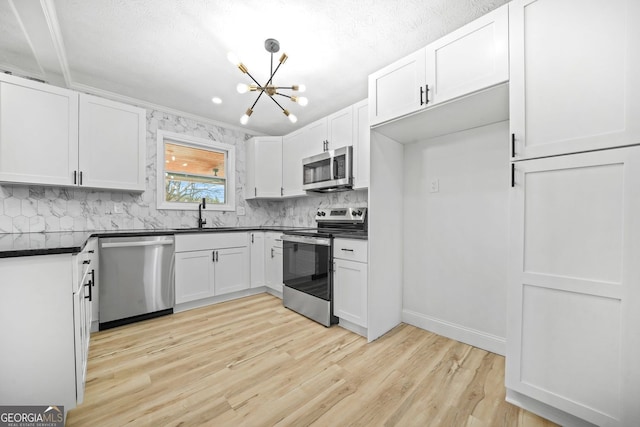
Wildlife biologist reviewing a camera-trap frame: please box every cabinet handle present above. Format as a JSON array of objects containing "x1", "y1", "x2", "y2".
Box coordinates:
[
  {"x1": 216, "y1": 251, "x2": 219, "y2": 262},
  {"x1": 83, "y1": 259, "x2": 91, "y2": 265},
  {"x1": 511, "y1": 163, "x2": 515, "y2": 188},
  {"x1": 271, "y1": 248, "x2": 274, "y2": 258},
  {"x1": 212, "y1": 251, "x2": 215, "y2": 262},
  {"x1": 79, "y1": 171, "x2": 83, "y2": 185},
  {"x1": 341, "y1": 248, "x2": 354, "y2": 252},
  {"x1": 73, "y1": 170, "x2": 77, "y2": 184},
  {"x1": 511, "y1": 133, "x2": 516, "y2": 158},
  {"x1": 88, "y1": 250, "x2": 95, "y2": 254},
  {"x1": 84, "y1": 280, "x2": 92, "y2": 301},
  {"x1": 254, "y1": 187, "x2": 257, "y2": 197},
  {"x1": 281, "y1": 187, "x2": 284, "y2": 196},
  {"x1": 419, "y1": 86, "x2": 424, "y2": 106},
  {"x1": 425, "y1": 85, "x2": 430, "y2": 105},
  {"x1": 91, "y1": 269, "x2": 95, "y2": 287},
  {"x1": 251, "y1": 233, "x2": 254, "y2": 243}
]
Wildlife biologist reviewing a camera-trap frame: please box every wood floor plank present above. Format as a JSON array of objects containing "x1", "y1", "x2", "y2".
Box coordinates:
[{"x1": 66, "y1": 293, "x2": 557, "y2": 427}]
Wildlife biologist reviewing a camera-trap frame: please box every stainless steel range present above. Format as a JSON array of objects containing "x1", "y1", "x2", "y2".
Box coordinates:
[{"x1": 281, "y1": 207, "x2": 367, "y2": 326}]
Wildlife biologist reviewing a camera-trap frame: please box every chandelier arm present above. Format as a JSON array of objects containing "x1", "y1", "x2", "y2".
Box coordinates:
[
  {"x1": 267, "y1": 94, "x2": 287, "y2": 112},
  {"x1": 249, "y1": 91, "x2": 265, "y2": 110},
  {"x1": 244, "y1": 70, "x2": 263, "y2": 88},
  {"x1": 275, "y1": 92, "x2": 292, "y2": 99},
  {"x1": 267, "y1": 61, "x2": 285, "y2": 85}
]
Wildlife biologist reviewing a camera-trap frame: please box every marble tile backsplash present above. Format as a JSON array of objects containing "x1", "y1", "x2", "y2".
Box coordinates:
[{"x1": 0, "y1": 108, "x2": 367, "y2": 233}]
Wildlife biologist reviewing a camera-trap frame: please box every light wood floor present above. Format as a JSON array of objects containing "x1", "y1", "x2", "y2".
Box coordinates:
[{"x1": 66, "y1": 293, "x2": 556, "y2": 426}]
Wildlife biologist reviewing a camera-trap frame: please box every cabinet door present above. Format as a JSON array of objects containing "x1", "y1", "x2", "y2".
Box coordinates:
[
  {"x1": 250, "y1": 232, "x2": 265, "y2": 288},
  {"x1": 327, "y1": 105, "x2": 353, "y2": 150},
  {"x1": 334, "y1": 258, "x2": 368, "y2": 328},
  {"x1": 175, "y1": 250, "x2": 215, "y2": 303},
  {"x1": 282, "y1": 125, "x2": 317, "y2": 197},
  {"x1": 368, "y1": 48, "x2": 427, "y2": 126},
  {"x1": 507, "y1": 147, "x2": 640, "y2": 426},
  {"x1": 0, "y1": 77, "x2": 78, "y2": 186},
  {"x1": 214, "y1": 246, "x2": 250, "y2": 295},
  {"x1": 352, "y1": 99, "x2": 370, "y2": 190},
  {"x1": 254, "y1": 137, "x2": 282, "y2": 198},
  {"x1": 510, "y1": 0, "x2": 640, "y2": 160},
  {"x1": 425, "y1": 4, "x2": 508, "y2": 105},
  {"x1": 78, "y1": 94, "x2": 146, "y2": 191},
  {"x1": 265, "y1": 234, "x2": 283, "y2": 293}
]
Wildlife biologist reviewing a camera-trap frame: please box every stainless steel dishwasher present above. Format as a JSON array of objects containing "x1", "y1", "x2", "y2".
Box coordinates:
[{"x1": 99, "y1": 234, "x2": 175, "y2": 330}]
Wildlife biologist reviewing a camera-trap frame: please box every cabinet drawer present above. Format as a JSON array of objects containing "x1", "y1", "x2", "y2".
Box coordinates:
[
  {"x1": 176, "y1": 232, "x2": 248, "y2": 252},
  {"x1": 333, "y1": 238, "x2": 367, "y2": 263}
]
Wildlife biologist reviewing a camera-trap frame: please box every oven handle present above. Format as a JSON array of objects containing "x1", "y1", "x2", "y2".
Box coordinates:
[{"x1": 281, "y1": 234, "x2": 331, "y2": 246}]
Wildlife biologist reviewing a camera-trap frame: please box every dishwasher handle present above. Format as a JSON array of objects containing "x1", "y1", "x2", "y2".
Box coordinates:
[{"x1": 101, "y1": 240, "x2": 174, "y2": 249}]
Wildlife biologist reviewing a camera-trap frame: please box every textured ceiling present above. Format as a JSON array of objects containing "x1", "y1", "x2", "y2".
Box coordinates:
[{"x1": 0, "y1": 0, "x2": 509, "y2": 135}]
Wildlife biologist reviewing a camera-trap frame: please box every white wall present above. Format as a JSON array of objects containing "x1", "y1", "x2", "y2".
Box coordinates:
[{"x1": 401, "y1": 121, "x2": 510, "y2": 354}]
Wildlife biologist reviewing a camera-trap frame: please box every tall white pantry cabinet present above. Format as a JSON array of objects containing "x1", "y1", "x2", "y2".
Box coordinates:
[{"x1": 506, "y1": 0, "x2": 640, "y2": 426}]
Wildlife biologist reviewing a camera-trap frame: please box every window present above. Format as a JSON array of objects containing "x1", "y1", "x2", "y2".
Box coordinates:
[{"x1": 157, "y1": 130, "x2": 235, "y2": 211}]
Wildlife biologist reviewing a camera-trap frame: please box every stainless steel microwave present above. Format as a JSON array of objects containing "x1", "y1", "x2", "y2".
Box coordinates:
[{"x1": 302, "y1": 146, "x2": 352, "y2": 192}]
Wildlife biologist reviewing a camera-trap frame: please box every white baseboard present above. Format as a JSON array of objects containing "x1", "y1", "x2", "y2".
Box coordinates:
[
  {"x1": 174, "y1": 287, "x2": 267, "y2": 313},
  {"x1": 338, "y1": 318, "x2": 367, "y2": 338},
  {"x1": 506, "y1": 389, "x2": 597, "y2": 427},
  {"x1": 402, "y1": 309, "x2": 506, "y2": 355}
]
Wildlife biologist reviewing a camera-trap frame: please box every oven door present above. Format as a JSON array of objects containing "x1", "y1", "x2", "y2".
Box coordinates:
[{"x1": 282, "y1": 234, "x2": 332, "y2": 301}]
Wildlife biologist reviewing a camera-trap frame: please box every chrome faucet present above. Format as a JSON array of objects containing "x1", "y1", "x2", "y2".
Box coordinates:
[{"x1": 198, "y1": 198, "x2": 206, "y2": 228}]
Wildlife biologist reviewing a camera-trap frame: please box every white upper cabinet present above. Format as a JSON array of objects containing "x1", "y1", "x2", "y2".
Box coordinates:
[
  {"x1": 510, "y1": 0, "x2": 640, "y2": 160},
  {"x1": 369, "y1": 4, "x2": 508, "y2": 129},
  {"x1": 305, "y1": 117, "x2": 329, "y2": 154},
  {"x1": 79, "y1": 94, "x2": 146, "y2": 191},
  {"x1": 282, "y1": 128, "x2": 308, "y2": 197},
  {"x1": 0, "y1": 75, "x2": 79, "y2": 186},
  {"x1": 245, "y1": 136, "x2": 282, "y2": 199},
  {"x1": 425, "y1": 4, "x2": 508, "y2": 105},
  {"x1": 0, "y1": 74, "x2": 146, "y2": 191},
  {"x1": 326, "y1": 105, "x2": 353, "y2": 150},
  {"x1": 368, "y1": 48, "x2": 427, "y2": 126},
  {"x1": 352, "y1": 100, "x2": 369, "y2": 190}
]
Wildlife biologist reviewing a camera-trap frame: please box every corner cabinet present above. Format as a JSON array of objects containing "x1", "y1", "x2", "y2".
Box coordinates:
[
  {"x1": 509, "y1": 0, "x2": 640, "y2": 160},
  {"x1": 245, "y1": 136, "x2": 283, "y2": 199},
  {"x1": 0, "y1": 74, "x2": 146, "y2": 191},
  {"x1": 368, "y1": 3, "x2": 509, "y2": 127},
  {"x1": 507, "y1": 147, "x2": 640, "y2": 426}
]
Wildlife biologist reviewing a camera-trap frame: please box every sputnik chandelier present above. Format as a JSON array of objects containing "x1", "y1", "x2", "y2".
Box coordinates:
[{"x1": 228, "y1": 38, "x2": 307, "y2": 125}]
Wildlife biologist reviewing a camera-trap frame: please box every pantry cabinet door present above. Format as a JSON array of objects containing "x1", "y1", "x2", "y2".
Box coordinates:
[
  {"x1": 507, "y1": 147, "x2": 640, "y2": 426},
  {"x1": 509, "y1": 0, "x2": 640, "y2": 160},
  {"x1": 0, "y1": 77, "x2": 78, "y2": 186},
  {"x1": 78, "y1": 94, "x2": 146, "y2": 191}
]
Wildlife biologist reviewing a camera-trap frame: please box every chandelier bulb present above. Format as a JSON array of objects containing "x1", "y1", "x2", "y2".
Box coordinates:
[
  {"x1": 240, "y1": 114, "x2": 250, "y2": 125},
  {"x1": 236, "y1": 83, "x2": 249, "y2": 94},
  {"x1": 227, "y1": 52, "x2": 240, "y2": 66},
  {"x1": 296, "y1": 84, "x2": 306, "y2": 93},
  {"x1": 297, "y1": 96, "x2": 309, "y2": 107}
]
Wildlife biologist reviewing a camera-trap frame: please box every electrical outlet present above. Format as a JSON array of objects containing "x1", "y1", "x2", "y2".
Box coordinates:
[
  {"x1": 430, "y1": 179, "x2": 440, "y2": 193},
  {"x1": 113, "y1": 202, "x2": 123, "y2": 214},
  {"x1": 237, "y1": 206, "x2": 245, "y2": 216}
]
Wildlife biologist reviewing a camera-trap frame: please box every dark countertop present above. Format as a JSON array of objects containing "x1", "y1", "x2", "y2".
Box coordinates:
[{"x1": 0, "y1": 226, "x2": 367, "y2": 259}]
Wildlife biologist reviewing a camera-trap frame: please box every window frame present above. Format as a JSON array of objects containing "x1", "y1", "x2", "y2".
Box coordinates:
[{"x1": 156, "y1": 130, "x2": 235, "y2": 211}]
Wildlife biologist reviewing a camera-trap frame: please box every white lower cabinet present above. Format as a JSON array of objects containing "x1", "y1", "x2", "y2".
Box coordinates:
[
  {"x1": 507, "y1": 146, "x2": 640, "y2": 426},
  {"x1": 333, "y1": 238, "x2": 368, "y2": 329},
  {"x1": 250, "y1": 232, "x2": 266, "y2": 288},
  {"x1": 264, "y1": 232, "x2": 284, "y2": 294},
  {"x1": 174, "y1": 233, "x2": 250, "y2": 305},
  {"x1": 0, "y1": 251, "x2": 93, "y2": 417}
]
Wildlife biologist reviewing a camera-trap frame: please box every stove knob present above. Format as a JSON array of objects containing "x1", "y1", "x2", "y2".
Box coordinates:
[
  {"x1": 316, "y1": 211, "x2": 322, "y2": 216},
  {"x1": 321, "y1": 211, "x2": 326, "y2": 216},
  {"x1": 355, "y1": 210, "x2": 362, "y2": 216}
]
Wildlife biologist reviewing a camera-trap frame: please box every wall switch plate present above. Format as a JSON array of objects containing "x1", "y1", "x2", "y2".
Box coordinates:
[
  {"x1": 430, "y1": 179, "x2": 440, "y2": 193},
  {"x1": 113, "y1": 202, "x2": 123, "y2": 214},
  {"x1": 237, "y1": 206, "x2": 246, "y2": 216}
]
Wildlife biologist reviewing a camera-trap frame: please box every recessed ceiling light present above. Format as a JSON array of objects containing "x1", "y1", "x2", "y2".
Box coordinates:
[
  {"x1": 211, "y1": 97, "x2": 222, "y2": 104},
  {"x1": 182, "y1": 163, "x2": 188, "y2": 167}
]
